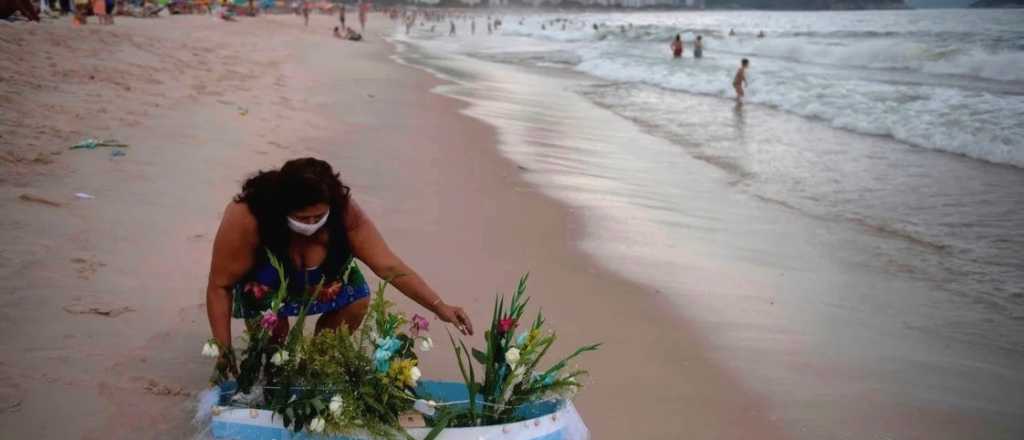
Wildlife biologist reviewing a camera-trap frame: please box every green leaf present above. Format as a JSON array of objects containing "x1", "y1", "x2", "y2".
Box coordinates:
[
  {"x1": 311, "y1": 398, "x2": 325, "y2": 413},
  {"x1": 471, "y1": 348, "x2": 487, "y2": 365},
  {"x1": 542, "y1": 343, "x2": 602, "y2": 377},
  {"x1": 424, "y1": 411, "x2": 454, "y2": 440}
]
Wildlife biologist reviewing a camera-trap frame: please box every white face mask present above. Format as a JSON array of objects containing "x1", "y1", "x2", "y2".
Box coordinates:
[{"x1": 287, "y1": 209, "x2": 329, "y2": 236}]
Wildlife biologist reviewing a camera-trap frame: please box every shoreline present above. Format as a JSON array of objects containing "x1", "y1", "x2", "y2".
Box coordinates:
[
  {"x1": 392, "y1": 27, "x2": 1024, "y2": 440},
  {"x1": 0, "y1": 13, "x2": 783, "y2": 439}
]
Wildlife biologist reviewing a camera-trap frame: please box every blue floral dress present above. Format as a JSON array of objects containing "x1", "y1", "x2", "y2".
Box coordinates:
[{"x1": 231, "y1": 245, "x2": 370, "y2": 320}]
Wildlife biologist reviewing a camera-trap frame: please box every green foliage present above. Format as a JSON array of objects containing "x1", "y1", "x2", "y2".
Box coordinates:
[
  {"x1": 235, "y1": 250, "x2": 293, "y2": 393},
  {"x1": 269, "y1": 328, "x2": 413, "y2": 439},
  {"x1": 448, "y1": 274, "x2": 600, "y2": 426},
  {"x1": 210, "y1": 256, "x2": 421, "y2": 437}
]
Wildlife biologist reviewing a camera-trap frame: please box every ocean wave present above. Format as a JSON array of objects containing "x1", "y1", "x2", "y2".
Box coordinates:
[
  {"x1": 712, "y1": 37, "x2": 1024, "y2": 82},
  {"x1": 503, "y1": 20, "x2": 1024, "y2": 83},
  {"x1": 573, "y1": 55, "x2": 1024, "y2": 168}
]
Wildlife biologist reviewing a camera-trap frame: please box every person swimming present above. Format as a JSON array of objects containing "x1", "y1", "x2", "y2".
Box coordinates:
[
  {"x1": 757, "y1": 30, "x2": 766, "y2": 38},
  {"x1": 733, "y1": 58, "x2": 749, "y2": 102},
  {"x1": 729, "y1": 28, "x2": 736, "y2": 36},
  {"x1": 670, "y1": 34, "x2": 683, "y2": 59},
  {"x1": 694, "y1": 35, "x2": 703, "y2": 58}
]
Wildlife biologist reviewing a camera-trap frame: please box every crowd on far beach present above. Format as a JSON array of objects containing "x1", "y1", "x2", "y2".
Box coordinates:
[{"x1": 399, "y1": 11, "x2": 763, "y2": 103}]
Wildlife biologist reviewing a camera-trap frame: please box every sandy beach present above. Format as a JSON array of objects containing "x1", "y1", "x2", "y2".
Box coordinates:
[{"x1": 0, "y1": 13, "x2": 783, "y2": 439}]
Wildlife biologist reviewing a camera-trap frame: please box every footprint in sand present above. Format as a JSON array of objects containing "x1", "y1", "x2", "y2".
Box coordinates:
[
  {"x1": 70, "y1": 256, "x2": 105, "y2": 280},
  {"x1": 63, "y1": 293, "x2": 134, "y2": 318},
  {"x1": 142, "y1": 378, "x2": 191, "y2": 397}
]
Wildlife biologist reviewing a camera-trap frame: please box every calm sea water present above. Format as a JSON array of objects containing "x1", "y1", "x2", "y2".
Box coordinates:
[{"x1": 394, "y1": 8, "x2": 1024, "y2": 439}]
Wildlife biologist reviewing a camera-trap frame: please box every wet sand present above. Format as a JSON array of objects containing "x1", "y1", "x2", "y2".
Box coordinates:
[
  {"x1": 391, "y1": 35, "x2": 1024, "y2": 440},
  {"x1": 0, "y1": 14, "x2": 781, "y2": 439}
]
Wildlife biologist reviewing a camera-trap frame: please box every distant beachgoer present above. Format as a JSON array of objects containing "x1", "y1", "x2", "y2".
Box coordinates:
[
  {"x1": 302, "y1": 1, "x2": 309, "y2": 26},
  {"x1": 93, "y1": 0, "x2": 114, "y2": 24},
  {"x1": 92, "y1": 0, "x2": 107, "y2": 24},
  {"x1": 339, "y1": 4, "x2": 345, "y2": 28},
  {"x1": 449, "y1": 20, "x2": 455, "y2": 36},
  {"x1": 73, "y1": 0, "x2": 88, "y2": 24},
  {"x1": 345, "y1": 27, "x2": 362, "y2": 41},
  {"x1": 733, "y1": 58, "x2": 749, "y2": 102},
  {"x1": 333, "y1": 26, "x2": 342, "y2": 38},
  {"x1": 758, "y1": 30, "x2": 765, "y2": 38},
  {"x1": 471, "y1": 19, "x2": 475, "y2": 35},
  {"x1": 670, "y1": 34, "x2": 683, "y2": 58},
  {"x1": 729, "y1": 28, "x2": 736, "y2": 36},
  {"x1": 358, "y1": 1, "x2": 368, "y2": 33},
  {"x1": 4, "y1": 0, "x2": 41, "y2": 21},
  {"x1": 104, "y1": 0, "x2": 114, "y2": 22},
  {"x1": 487, "y1": 21, "x2": 492, "y2": 34},
  {"x1": 694, "y1": 35, "x2": 703, "y2": 58},
  {"x1": 204, "y1": 158, "x2": 475, "y2": 374},
  {"x1": 592, "y1": 23, "x2": 598, "y2": 31}
]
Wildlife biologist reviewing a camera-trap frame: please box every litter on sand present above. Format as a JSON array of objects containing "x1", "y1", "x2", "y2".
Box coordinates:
[
  {"x1": 111, "y1": 150, "x2": 127, "y2": 158},
  {"x1": 74, "y1": 193, "x2": 96, "y2": 199},
  {"x1": 18, "y1": 194, "x2": 62, "y2": 207},
  {"x1": 70, "y1": 139, "x2": 129, "y2": 150}
]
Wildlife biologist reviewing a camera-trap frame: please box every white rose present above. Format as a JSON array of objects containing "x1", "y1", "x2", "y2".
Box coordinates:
[
  {"x1": 419, "y1": 336, "x2": 433, "y2": 352},
  {"x1": 309, "y1": 416, "x2": 326, "y2": 433},
  {"x1": 329, "y1": 394, "x2": 344, "y2": 416},
  {"x1": 270, "y1": 350, "x2": 290, "y2": 366},
  {"x1": 202, "y1": 342, "x2": 219, "y2": 358},
  {"x1": 408, "y1": 366, "x2": 422, "y2": 387},
  {"x1": 505, "y1": 347, "x2": 520, "y2": 366}
]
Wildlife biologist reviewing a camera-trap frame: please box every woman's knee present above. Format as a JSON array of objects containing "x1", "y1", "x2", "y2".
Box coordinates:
[{"x1": 315, "y1": 297, "x2": 369, "y2": 333}]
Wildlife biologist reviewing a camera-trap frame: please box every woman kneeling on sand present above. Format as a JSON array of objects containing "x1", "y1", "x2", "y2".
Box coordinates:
[{"x1": 206, "y1": 158, "x2": 474, "y2": 373}]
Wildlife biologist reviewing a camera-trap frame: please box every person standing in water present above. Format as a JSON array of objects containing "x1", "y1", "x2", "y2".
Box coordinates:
[
  {"x1": 733, "y1": 58, "x2": 749, "y2": 102},
  {"x1": 670, "y1": 34, "x2": 683, "y2": 59},
  {"x1": 449, "y1": 20, "x2": 456, "y2": 36},
  {"x1": 694, "y1": 35, "x2": 703, "y2": 58},
  {"x1": 358, "y1": 1, "x2": 368, "y2": 33}
]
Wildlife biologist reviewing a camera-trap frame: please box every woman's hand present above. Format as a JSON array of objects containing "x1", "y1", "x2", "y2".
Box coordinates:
[
  {"x1": 217, "y1": 349, "x2": 239, "y2": 378},
  {"x1": 435, "y1": 302, "x2": 474, "y2": 336}
]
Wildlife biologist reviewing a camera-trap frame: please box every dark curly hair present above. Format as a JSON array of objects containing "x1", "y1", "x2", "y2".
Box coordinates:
[{"x1": 234, "y1": 158, "x2": 352, "y2": 273}]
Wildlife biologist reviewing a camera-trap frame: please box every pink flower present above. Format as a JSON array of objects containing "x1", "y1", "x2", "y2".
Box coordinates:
[
  {"x1": 245, "y1": 282, "x2": 270, "y2": 300},
  {"x1": 410, "y1": 314, "x2": 429, "y2": 336},
  {"x1": 260, "y1": 310, "x2": 278, "y2": 330},
  {"x1": 498, "y1": 318, "x2": 517, "y2": 334}
]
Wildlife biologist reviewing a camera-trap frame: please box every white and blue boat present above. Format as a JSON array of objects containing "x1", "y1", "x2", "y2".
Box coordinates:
[{"x1": 209, "y1": 381, "x2": 589, "y2": 440}]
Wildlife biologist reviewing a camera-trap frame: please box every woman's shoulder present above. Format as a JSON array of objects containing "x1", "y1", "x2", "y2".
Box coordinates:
[{"x1": 222, "y1": 200, "x2": 259, "y2": 236}]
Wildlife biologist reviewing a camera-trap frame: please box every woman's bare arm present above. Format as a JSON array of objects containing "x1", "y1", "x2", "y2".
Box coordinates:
[
  {"x1": 346, "y1": 199, "x2": 474, "y2": 335},
  {"x1": 206, "y1": 202, "x2": 259, "y2": 349}
]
